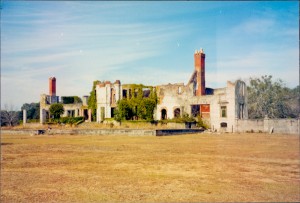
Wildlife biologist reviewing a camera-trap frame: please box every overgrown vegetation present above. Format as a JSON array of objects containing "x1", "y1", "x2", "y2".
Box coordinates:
[
  {"x1": 0, "y1": 110, "x2": 20, "y2": 126},
  {"x1": 0, "y1": 104, "x2": 22, "y2": 126},
  {"x1": 160, "y1": 113, "x2": 195, "y2": 124},
  {"x1": 49, "y1": 103, "x2": 64, "y2": 120},
  {"x1": 61, "y1": 96, "x2": 82, "y2": 104},
  {"x1": 114, "y1": 84, "x2": 158, "y2": 121},
  {"x1": 247, "y1": 75, "x2": 299, "y2": 119},
  {"x1": 88, "y1": 80, "x2": 100, "y2": 121},
  {"x1": 158, "y1": 114, "x2": 208, "y2": 129},
  {"x1": 21, "y1": 102, "x2": 40, "y2": 120},
  {"x1": 60, "y1": 116, "x2": 84, "y2": 125},
  {"x1": 196, "y1": 116, "x2": 209, "y2": 129}
]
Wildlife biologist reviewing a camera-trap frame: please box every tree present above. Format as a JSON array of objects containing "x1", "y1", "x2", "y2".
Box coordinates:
[
  {"x1": 137, "y1": 98, "x2": 156, "y2": 121},
  {"x1": 49, "y1": 103, "x2": 64, "y2": 120},
  {"x1": 0, "y1": 104, "x2": 21, "y2": 126},
  {"x1": 286, "y1": 86, "x2": 300, "y2": 118},
  {"x1": 88, "y1": 80, "x2": 100, "y2": 121},
  {"x1": 114, "y1": 99, "x2": 133, "y2": 121},
  {"x1": 247, "y1": 75, "x2": 295, "y2": 119},
  {"x1": 0, "y1": 110, "x2": 20, "y2": 126},
  {"x1": 21, "y1": 102, "x2": 40, "y2": 120}
]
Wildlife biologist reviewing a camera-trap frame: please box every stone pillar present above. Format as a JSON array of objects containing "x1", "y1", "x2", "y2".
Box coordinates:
[
  {"x1": 97, "y1": 107, "x2": 101, "y2": 123},
  {"x1": 40, "y1": 109, "x2": 46, "y2": 124},
  {"x1": 88, "y1": 109, "x2": 92, "y2": 122},
  {"x1": 75, "y1": 109, "x2": 78, "y2": 117},
  {"x1": 23, "y1": 110, "x2": 27, "y2": 126},
  {"x1": 180, "y1": 106, "x2": 184, "y2": 117},
  {"x1": 264, "y1": 115, "x2": 269, "y2": 133},
  {"x1": 235, "y1": 118, "x2": 239, "y2": 133},
  {"x1": 297, "y1": 116, "x2": 300, "y2": 135}
]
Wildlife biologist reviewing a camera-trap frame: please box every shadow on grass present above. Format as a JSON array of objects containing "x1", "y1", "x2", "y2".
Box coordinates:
[{"x1": 1, "y1": 143, "x2": 13, "y2": 146}]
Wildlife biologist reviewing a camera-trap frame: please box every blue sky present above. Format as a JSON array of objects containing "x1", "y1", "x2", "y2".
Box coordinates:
[{"x1": 1, "y1": 1, "x2": 299, "y2": 110}]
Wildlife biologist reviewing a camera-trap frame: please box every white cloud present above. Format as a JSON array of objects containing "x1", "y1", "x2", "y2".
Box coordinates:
[
  {"x1": 232, "y1": 18, "x2": 275, "y2": 35},
  {"x1": 1, "y1": 7, "x2": 189, "y2": 109}
]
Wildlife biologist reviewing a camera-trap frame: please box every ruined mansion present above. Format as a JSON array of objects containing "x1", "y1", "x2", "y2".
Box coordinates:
[{"x1": 40, "y1": 49, "x2": 248, "y2": 132}]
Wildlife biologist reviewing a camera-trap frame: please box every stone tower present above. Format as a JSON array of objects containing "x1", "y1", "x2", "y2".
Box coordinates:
[{"x1": 194, "y1": 49, "x2": 206, "y2": 96}]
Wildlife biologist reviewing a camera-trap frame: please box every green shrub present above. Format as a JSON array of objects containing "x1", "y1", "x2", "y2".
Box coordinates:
[
  {"x1": 75, "y1": 120, "x2": 84, "y2": 126},
  {"x1": 196, "y1": 116, "x2": 209, "y2": 129},
  {"x1": 49, "y1": 103, "x2": 64, "y2": 119},
  {"x1": 166, "y1": 113, "x2": 196, "y2": 123},
  {"x1": 60, "y1": 117, "x2": 84, "y2": 124},
  {"x1": 27, "y1": 119, "x2": 39, "y2": 123}
]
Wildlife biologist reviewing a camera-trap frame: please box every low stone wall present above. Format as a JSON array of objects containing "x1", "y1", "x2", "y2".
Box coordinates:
[
  {"x1": 73, "y1": 129, "x2": 156, "y2": 136},
  {"x1": 1, "y1": 128, "x2": 205, "y2": 136},
  {"x1": 235, "y1": 119, "x2": 264, "y2": 133},
  {"x1": 265, "y1": 119, "x2": 299, "y2": 134},
  {"x1": 1, "y1": 129, "x2": 38, "y2": 135},
  {"x1": 23, "y1": 123, "x2": 44, "y2": 128},
  {"x1": 1, "y1": 129, "x2": 156, "y2": 136},
  {"x1": 156, "y1": 129, "x2": 204, "y2": 136},
  {"x1": 235, "y1": 118, "x2": 299, "y2": 134}
]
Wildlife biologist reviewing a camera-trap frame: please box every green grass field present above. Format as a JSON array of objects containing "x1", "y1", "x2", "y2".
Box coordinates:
[{"x1": 1, "y1": 133, "x2": 299, "y2": 202}]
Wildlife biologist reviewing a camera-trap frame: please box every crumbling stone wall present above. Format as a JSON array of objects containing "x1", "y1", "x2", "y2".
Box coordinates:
[
  {"x1": 235, "y1": 118, "x2": 299, "y2": 134},
  {"x1": 155, "y1": 80, "x2": 245, "y2": 133},
  {"x1": 96, "y1": 80, "x2": 121, "y2": 122}
]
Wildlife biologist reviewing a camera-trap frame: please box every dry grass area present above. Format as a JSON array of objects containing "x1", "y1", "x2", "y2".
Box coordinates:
[{"x1": 1, "y1": 133, "x2": 299, "y2": 202}]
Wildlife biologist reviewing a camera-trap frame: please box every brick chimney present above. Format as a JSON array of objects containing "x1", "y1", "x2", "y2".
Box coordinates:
[
  {"x1": 194, "y1": 49, "x2": 205, "y2": 96},
  {"x1": 49, "y1": 77, "x2": 56, "y2": 96}
]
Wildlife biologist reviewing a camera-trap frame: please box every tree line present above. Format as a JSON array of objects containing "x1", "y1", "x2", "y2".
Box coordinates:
[
  {"x1": 247, "y1": 75, "x2": 299, "y2": 119},
  {"x1": 0, "y1": 103, "x2": 40, "y2": 126}
]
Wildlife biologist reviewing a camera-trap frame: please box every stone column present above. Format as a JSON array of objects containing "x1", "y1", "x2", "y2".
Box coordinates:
[
  {"x1": 88, "y1": 109, "x2": 92, "y2": 122},
  {"x1": 264, "y1": 115, "x2": 269, "y2": 133},
  {"x1": 40, "y1": 109, "x2": 47, "y2": 124},
  {"x1": 75, "y1": 109, "x2": 79, "y2": 117},
  {"x1": 235, "y1": 118, "x2": 239, "y2": 133},
  {"x1": 23, "y1": 110, "x2": 27, "y2": 126}
]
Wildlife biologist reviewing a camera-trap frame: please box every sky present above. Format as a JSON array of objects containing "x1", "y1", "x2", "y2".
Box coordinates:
[{"x1": 1, "y1": 1, "x2": 299, "y2": 110}]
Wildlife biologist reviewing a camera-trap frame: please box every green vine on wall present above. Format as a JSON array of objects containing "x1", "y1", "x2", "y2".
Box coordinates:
[
  {"x1": 88, "y1": 80, "x2": 100, "y2": 121},
  {"x1": 61, "y1": 96, "x2": 82, "y2": 104},
  {"x1": 114, "y1": 84, "x2": 158, "y2": 122}
]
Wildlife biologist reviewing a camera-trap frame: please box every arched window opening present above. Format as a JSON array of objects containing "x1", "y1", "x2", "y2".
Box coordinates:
[
  {"x1": 161, "y1": 109, "x2": 167, "y2": 120},
  {"x1": 174, "y1": 108, "x2": 181, "y2": 118}
]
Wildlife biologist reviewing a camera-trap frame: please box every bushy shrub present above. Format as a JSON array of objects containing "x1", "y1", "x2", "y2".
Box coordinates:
[
  {"x1": 167, "y1": 113, "x2": 196, "y2": 123},
  {"x1": 196, "y1": 116, "x2": 209, "y2": 129},
  {"x1": 60, "y1": 117, "x2": 84, "y2": 125}
]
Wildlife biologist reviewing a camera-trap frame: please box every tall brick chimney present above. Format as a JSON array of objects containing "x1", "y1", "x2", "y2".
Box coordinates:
[
  {"x1": 194, "y1": 49, "x2": 205, "y2": 96},
  {"x1": 49, "y1": 77, "x2": 56, "y2": 96}
]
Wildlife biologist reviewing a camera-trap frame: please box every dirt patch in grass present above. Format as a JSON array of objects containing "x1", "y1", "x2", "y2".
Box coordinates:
[{"x1": 1, "y1": 133, "x2": 299, "y2": 202}]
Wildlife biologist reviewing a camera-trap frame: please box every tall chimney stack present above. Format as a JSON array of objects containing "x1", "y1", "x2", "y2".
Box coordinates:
[
  {"x1": 49, "y1": 77, "x2": 56, "y2": 96},
  {"x1": 194, "y1": 48, "x2": 205, "y2": 96}
]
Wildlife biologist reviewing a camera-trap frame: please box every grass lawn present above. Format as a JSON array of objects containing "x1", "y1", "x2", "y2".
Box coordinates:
[{"x1": 1, "y1": 133, "x2": 299, "y2": 202}]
